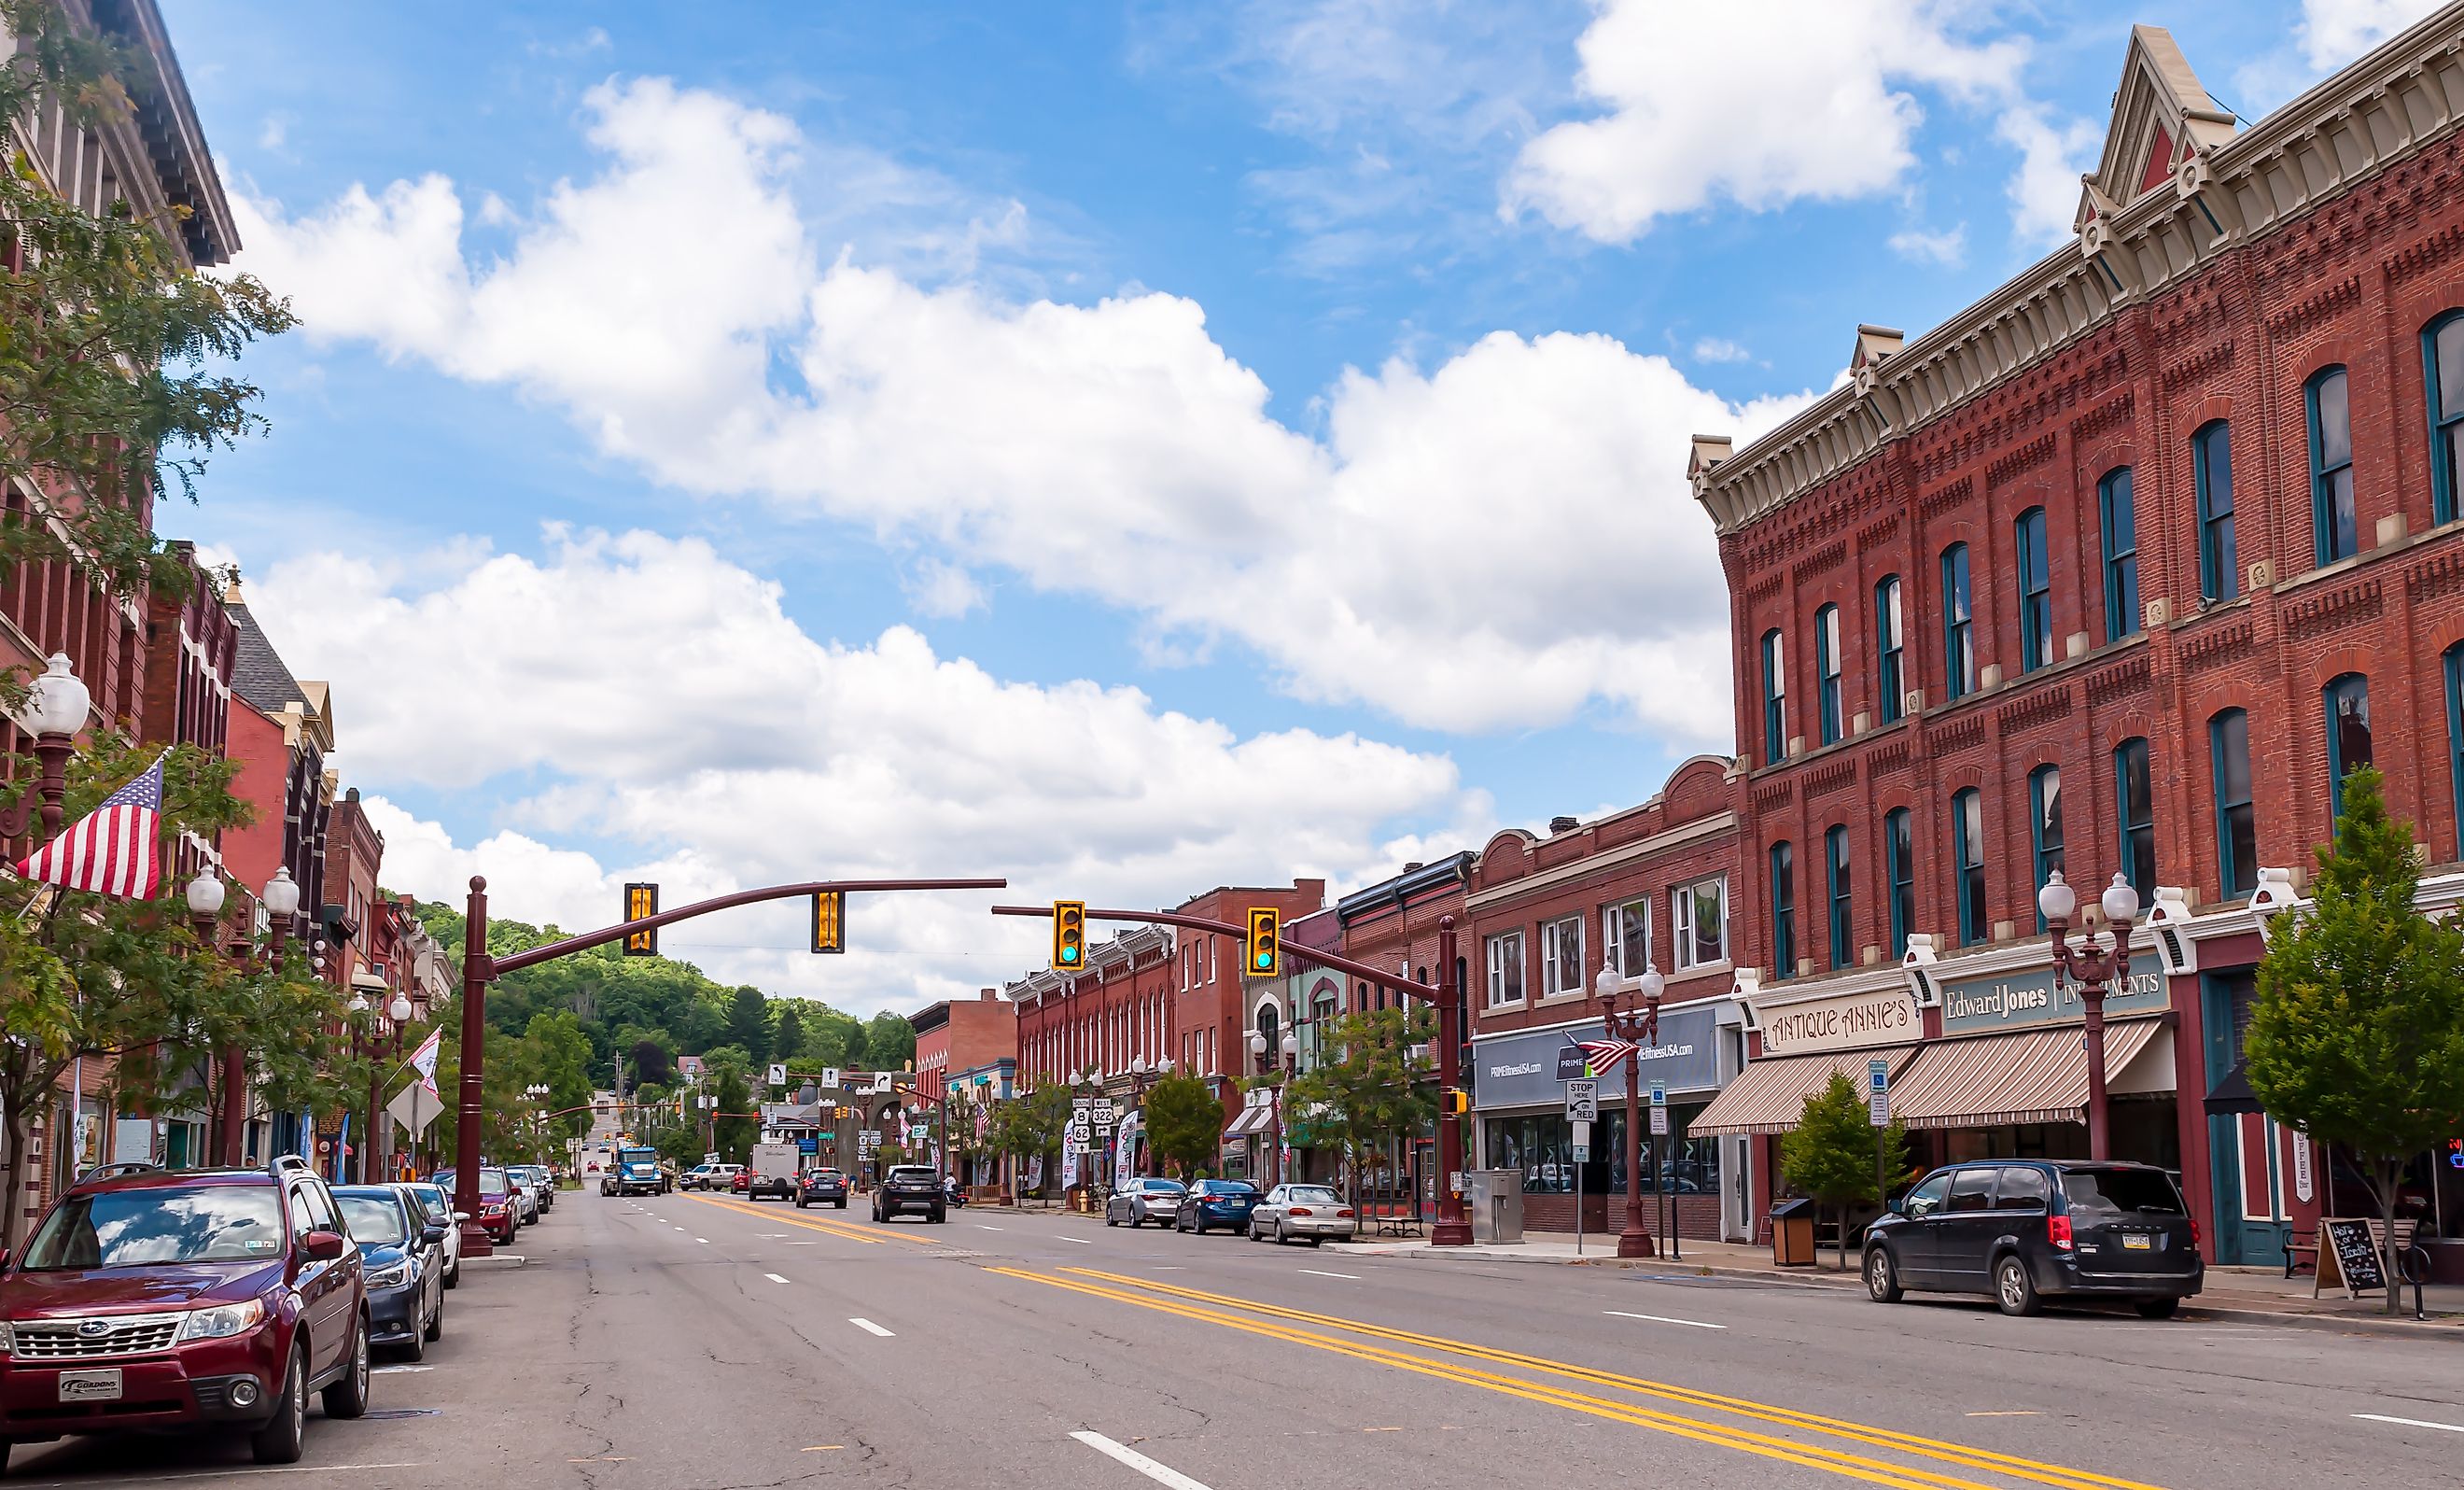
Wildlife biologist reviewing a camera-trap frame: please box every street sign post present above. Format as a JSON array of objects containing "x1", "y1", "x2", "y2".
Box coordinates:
[
  {"x1": 1869, "y1": 1056, "x2": 1892, "y2": 1224},
  {"x1": 1564, "y1": 1079, "x2": 1598, "y2": 1124},
  {"x1": 1571, "y1": 1118, "x2": 1591, "y2": 1255},
  {"x1": 1648, "y1": 1080, "x2": 1670, "y2": 1259}
]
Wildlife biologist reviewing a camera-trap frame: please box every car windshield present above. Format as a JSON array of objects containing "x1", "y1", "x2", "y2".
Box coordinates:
[
  {"x1": 1203, "y1": 1183, "x2": 1256, "y2": 1197},
  {"x1": 2063, "y1": 1168, "x2": 2186, "y2": 1217},
  {"x1": 478, "y1": 1169, "x2": 510, "y2": 1197},
  {"x1": 22, "y1": 1187, "x2": 286, "y2": 1270},
  {"x1": 1142, "y1": 1180, "x2": 1186, "y2": 1193},
  {"x1": 1284, "y1": 1186, "x2": 1340, "y2": 1203},
  {"x1": 337, "y1": 1194, "x2": 409, "y2": 1244}
]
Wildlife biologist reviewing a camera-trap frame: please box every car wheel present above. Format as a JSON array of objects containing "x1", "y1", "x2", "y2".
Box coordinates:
[
  {"x1": 2134, "y1": 1297, "x2": 2179, "y2": 1320},
  {"x1": 321, "y1": 1314, "x2": 371, "y2": 1419},
  {"x1": 399, "y1": 1317, "x2": 426, "y2": 1363},
  {"x1": 1308, "y1": 1235, "x2": 1323, "y2": 1248},
  {"x1": 1191, "y1": 1217, "x2": 1204, "y2": 1235},
  {"x1": 1994, "y1": 1256, "x2": 2042, "y2": 1318},
  {"x1": 931, "y1": 1208, "x2": 946, "y2": 1224},
  {"x1": 444, "y1": 1258, "x2": 459, "y2": 1289},
  {"x1": 426, "y1": 1294, "x2": 445, "y2": 1342},
  {"x1": 835, "y1": 1200, "x2": 847, "y2": 1209},
  {"x1": 1106, "y1": 1210, "x2": 1119, "y2": 1227},
  {"x1": 1249, "y1": 1219, "x2": 1264, "y2": 1242},
  {"x1": 1865, "y1": 1246, "x2": 1904, "y2": 1303},
  {"x1": 250, "y1": 1344, "x2": 307, "y2": 1464},
  {"x1": 1276, "y1": 1222, "x2": 1290, "y2": 1246}
]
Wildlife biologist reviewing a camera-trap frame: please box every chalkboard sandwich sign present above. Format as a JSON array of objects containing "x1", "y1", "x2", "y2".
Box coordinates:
[{"x1": 2314, "y1": 1217, "x2": 2386, "y2": 1300}]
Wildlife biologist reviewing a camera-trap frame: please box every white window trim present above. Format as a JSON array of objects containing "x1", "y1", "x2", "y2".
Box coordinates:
[
  {"x1": 1673, "y1": 876, "x2": 1729, "y2": 970},
  {"x1": 1604, "y1": 896, "x2": 1653, "y2": 977},
  {"x1": 1539, "y1": 913, "x2": 1586, "y2": 1000},
  {"x1": 1484, "y1": 931, "x2": 1526, "y2": 1009}
]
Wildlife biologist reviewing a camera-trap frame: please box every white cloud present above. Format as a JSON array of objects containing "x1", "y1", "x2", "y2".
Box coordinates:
[
  {"x1": 1887, "y1": 223, "x2": 1967, "y2": 267},
  {"x1": 2299, "y1": 0, "x2": 2442, "y2": 71},
  {"x1": 1691, "y1": 337, "x2": 1752, "y2": 364},
  {"x1": 232, "y1": 77, "x2": 1809, "y2": 742},
  {"x1": 1505, "y1": 0, "x2": 2026, "y2": 243},
  {"x1": 904, "y1": 558, "x2": 987, "y2": 619},
  {"x1": 249, "y1": 529, "x2": 1494, "y2": 1014},
  {"x1": 1995, "y1": 105, "x2": 2099, "y2": 247}
]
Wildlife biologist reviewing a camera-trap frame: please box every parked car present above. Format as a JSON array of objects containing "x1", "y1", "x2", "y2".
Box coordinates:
[
  {"x1": 1105, "y1": 1177, "x2": 1189, "y2": 1229},
  {"x1": 434, "y1": 1168, "x2": 520, "y2": 1244},
  {"x1": 796, "y1": 1169, "x2": 849, "y2": 1209},
  {"x1": 872, "y1": 1166, "x2": 946, "y2": 1224},
  {"x1": 0, "y1": 1159, "x2": 370, "y2": 1469},
  {"x1": 331, "y1": 1187, "x2": 443, "y2": 1359},
  {"x1": 1862, "y1": 1160, "x2": 2204, "y2": 1318},
  {"x1": 399, "y1": 1181, "x2": 462, "y2": 1288},
  {"x1": 1248, "y1": 1184, "x2": 1355, "y2": 1245},
  {"x1": 731, "y1": 1167, "x2": 752, "y2": 1194},
  {"x1": 516, "y1": 1166, "x2": 554, "y2": 1212},
  {"x1": 1173, "y1": 1180, "x2": 1261, "y2": 1235},
  {"x1": 504, "y1": 1170, "x2": 540, "y2": 1225}
]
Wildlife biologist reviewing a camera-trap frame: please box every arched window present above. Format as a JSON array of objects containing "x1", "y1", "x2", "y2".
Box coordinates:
[
  {"x1": 1825, "y1": 824, "x2": 1853, "y2": 970},
  {"x1": 1874, "y1": 575, "x2": 1905, "y2": 722},
  {"x1": 1769, "y1": 841, "x2": 1796, "y2": 980},
  {"x1": 2425, "y1": 311, "x2": 2464, "y2": 525},
  {"x1": 1940, "y1": 543, "x2": 1975, "y2": 700},
  {"x1": 2113, "y1": 738, "x2": 2155, "y2": 900},
  {"x1": 1884, "y1": 808, "x2": 1914, "y2": 960},
  {"x1": 2194, "y1": 421, "x2": 2238, "y2": 603},
  {"x1": 2098, "y1": 468, "x2": 2138, "y2": 642},
  {"x1": 2029, "y1": 765, "x2": 2065, "y2": 930},
  {"x1": 1952, "y1": 788, "x2": 1986, "y2": 946},
  {"x1": 2325, "y1": 673, "x2": 2372, "y2": 822},
  {"x1": 2307, "y1": 367, "x2": 2356, "y2": 565},
  {"x1": 1815, "y1": 604, "x2": 1843, "y2": 744},
  {"x1": 2016, "y1": 507, "x2": 2051, "y2": 673},
  {"x1": 2210, "y1": 710, "x2": 2256, "y2": 898},
  {"x1": 1254, "y1": 1003, "x2": 1280, "y2": 1066},
  {"x1": 1760, "y1": 629, "x2": 1787, "y2": 763}
]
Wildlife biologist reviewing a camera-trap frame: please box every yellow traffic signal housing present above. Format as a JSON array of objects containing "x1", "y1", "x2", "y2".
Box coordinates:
[
  {"x1": 623, "y1": 882, "x2": 658, "y2": 957},
  {"x1": 1248, "y1": 907, "x2": 1281, "y2": 977},
  {"x1": 1052, "y1": 900, "x2": 1086, "y2": 971},
  {"x1": 811, "y1": 891, "x2": 846, "y2": 954},
  {"x1": 1439, "y1": 1088, "x2": 1470, "y2": 1118}
]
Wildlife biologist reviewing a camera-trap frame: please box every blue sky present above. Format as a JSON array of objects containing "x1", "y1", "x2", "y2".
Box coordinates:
[{"x1": 157, "y1": 0, "x2": 2429, "y2": 1011}]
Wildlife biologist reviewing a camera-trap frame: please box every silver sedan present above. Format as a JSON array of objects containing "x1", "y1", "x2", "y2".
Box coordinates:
[
  {"x1": 1105, "y1": 1177, "x2": 1187, "y2": 1228},
  {"x1": 1248, "y1": 1184, "x2": 1355, "y2": 1245}
]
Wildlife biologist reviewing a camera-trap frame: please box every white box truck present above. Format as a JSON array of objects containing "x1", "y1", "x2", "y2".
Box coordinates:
[{"x1": 747, "y1": 1142, "x2": 802, "y2": 1201}]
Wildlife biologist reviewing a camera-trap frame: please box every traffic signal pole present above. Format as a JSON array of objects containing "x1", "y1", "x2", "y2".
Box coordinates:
[
  {"x1": 989, "y1": 904, "x2": 1475, "y2": 1246},
  {"x1": 451, "y1": 874, "x2": 1005, "y2": 1258}
]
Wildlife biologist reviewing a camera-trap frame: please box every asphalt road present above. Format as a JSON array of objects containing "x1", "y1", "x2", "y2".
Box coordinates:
[{"x1": 9, "y1": 1188, "x2": 2459, "y2": 1488}]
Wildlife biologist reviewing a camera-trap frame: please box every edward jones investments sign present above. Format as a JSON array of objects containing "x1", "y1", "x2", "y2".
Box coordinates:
[
  {"x1": 1756, "y1": 988, "x2": 1920, "y2": 1058},
  {"x1": 1939, "y1": 957, "x2": 2168, "y2": 1034}
]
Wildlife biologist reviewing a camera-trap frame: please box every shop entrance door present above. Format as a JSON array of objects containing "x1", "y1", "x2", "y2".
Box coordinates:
[{"x1": 2200, "y1": 971, "x2": 2287, "y2": 1266}]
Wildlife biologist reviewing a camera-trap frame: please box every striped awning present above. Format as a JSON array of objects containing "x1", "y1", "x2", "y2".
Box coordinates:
[
  {"x1": 1889, "y1": 1019, "x2": 2164, "y2": 1130},
  {"x1": 1690, "y1": 1047, "x2": 1922, "y2": 1136},
  {"x1": 1223, "y1": 1104, "x2": 1274, "y2": 1138}
]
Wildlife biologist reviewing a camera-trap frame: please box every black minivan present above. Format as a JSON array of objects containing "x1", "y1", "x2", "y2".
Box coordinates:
[{"x1": 1862, "y1": 1160, "x2": 2203, "y2": 1317}]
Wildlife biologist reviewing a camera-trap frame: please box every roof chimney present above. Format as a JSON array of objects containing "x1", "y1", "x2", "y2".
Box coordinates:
[
  {"x1": 1402, "y1": 862, "x2": 1424, "y2": 874},
  {"x1": 979, "y1": 988, "x2": 997, "y2": 1001},
  {"x1": 1548, "y1": 815, "x2": 1580, "y2": 835}
]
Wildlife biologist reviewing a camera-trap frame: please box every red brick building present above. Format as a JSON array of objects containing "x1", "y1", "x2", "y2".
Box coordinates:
[
  {"x1": 1466, "y1": 759, "x2": 1751, "y2": 1241},
  {"x1": 1008, "y1": 924, "x2": 1175, "y2": 1190},
  {"x1": 1688, "y1": 21, "x2": 2464, "y2": 1272},
  {"x1": 1170, "y1": 879, "x2": 1325, "y2": 1160},
  {"x1": 910, "y1": 990, "x2": 1018, "y2": 1089}
]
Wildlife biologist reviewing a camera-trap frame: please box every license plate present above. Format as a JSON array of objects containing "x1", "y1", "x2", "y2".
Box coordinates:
[
  {"x1": 2121, "y1": 1234, "x2": 2152, "y2": 1251},
  {"x1": 58, "y1": 1369, "x2": 122, "y2": 1403}
]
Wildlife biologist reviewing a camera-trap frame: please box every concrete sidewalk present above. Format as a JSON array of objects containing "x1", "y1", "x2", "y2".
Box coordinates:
[{"x1": 1341, "y1": 1229, "x2": 2464, "y2": 1338}]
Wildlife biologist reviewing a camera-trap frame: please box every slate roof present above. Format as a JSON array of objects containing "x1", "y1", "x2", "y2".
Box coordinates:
[{"x1": 226, "y1": 600, "x2": 308, "y2": 715}]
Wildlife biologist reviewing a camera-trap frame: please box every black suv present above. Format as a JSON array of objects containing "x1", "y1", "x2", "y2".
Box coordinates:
[
  {"x1": 1863, "y1": 1160, "x2": 2202, "y2": 1317},
  {"x1": 872, "y1": 1167, "x2": 945, "y2": 1225}
]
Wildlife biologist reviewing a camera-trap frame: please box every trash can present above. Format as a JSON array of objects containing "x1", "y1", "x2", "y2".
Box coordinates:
[
  {"x1": 1461, "y1": 1169, "x2": 1524, "y2": 1244},
  {"x1": 1771, "y1": 1197, "x2": 1817, "y2": 1268}
]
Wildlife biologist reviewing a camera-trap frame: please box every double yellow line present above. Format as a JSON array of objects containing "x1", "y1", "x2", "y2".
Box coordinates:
[
  {"x1": 683, "y1": 1191, "x2": 944, "y2": 1248},
  {"x1": 985, "y1": 1266, "x2": 2163, "y2": 1490}
]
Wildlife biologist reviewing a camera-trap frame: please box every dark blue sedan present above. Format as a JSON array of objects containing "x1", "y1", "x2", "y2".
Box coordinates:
[
  {"x1": 332, "y1": 1186, "x2": 444, "y2": 1358},
  {"x1": 1173, "y1": 1180, "x2": 1261, "y2": 1235}
]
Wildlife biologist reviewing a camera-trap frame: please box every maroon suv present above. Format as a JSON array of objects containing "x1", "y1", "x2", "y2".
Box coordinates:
[{"x1": 0, "y1": 1159, "x2": 371, "y2": 1470}]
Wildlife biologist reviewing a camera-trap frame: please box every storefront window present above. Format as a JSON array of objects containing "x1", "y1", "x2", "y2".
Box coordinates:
[{"x1": 1602, "y1": 1106, "x2": 1722, "y2": 1195}]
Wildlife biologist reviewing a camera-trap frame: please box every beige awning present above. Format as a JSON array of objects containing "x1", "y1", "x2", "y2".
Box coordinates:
[
  {"x1": 1690, "y1": 1047, "x2": 1921, "y2": 1136},
  {"x1": 1889, "y1": 1019, "x2": 2164, "y2": 1130},
  {"x1": 1223, "y1": 1105, "x2": 1273, "y2": 1138}
]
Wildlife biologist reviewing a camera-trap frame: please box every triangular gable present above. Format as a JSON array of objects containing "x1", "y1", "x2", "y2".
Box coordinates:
[{"x1": 2077, "y1": 25, "x2": 2237, "y2": 230}]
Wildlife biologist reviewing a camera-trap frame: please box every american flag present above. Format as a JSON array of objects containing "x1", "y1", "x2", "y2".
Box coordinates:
[
  {"x1": 1575, "y1": 1037, "x2": 1638, "y2": 1075},
  {"x1": 18, "y1": 752, "x2": 164, "y2": 899}
]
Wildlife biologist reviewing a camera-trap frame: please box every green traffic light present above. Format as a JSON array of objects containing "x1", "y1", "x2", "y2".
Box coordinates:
[
  {"x1": 1062, "y1": 947, "x2": 1079, "y2": 963},
  {"x1": 1255, "y1": 951, "x2": 1269, "y2": 968}
]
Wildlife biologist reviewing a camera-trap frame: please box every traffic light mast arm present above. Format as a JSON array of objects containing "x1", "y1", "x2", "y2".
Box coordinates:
[
  {"x1": 988, "y1": 904, "x2": 1436, "y2": 1000},
  {"x1": 493, "y1": 877, "x2": 1009, "y2": 976}
]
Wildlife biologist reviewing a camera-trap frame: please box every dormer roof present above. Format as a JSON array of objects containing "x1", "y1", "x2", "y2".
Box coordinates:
[{"x1": 2078, "y1": 25, "x2": 2238, "y2": 231}]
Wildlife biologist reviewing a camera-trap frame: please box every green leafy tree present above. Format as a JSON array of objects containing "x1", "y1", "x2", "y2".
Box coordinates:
[
  {"x1": 1780, "y1": 1073, "x2": 1909, "y2": 1269},
  {"x1": 774, "y1": 1004, "x2": 805, "y2": 1072},
  {"x1": 1141, "y1": 1073, "x2": 1223, "y2": 1179},
  {"x1": 988, "y1": 1084, "x2": 1073, "y2": 1200},
  {"x1": 710, "y1": 1065, "x2": 756, "y2": 1164},
  {"x1": 725, "y1": 987, "x2": 771, "y2": 1069},
  {"x1": 2248, "y1": 767, "x2": 2464, "y2": 1311},
  {"x1": 0, "y1": 2, "x2": 293, "y2": 603},
  {"x1": 1280, "y1": 1005, "x2": 1435, "y2": 1203},
  {"x1": 863, "y1": 1011, "x2": 916, "y2": 1072}
]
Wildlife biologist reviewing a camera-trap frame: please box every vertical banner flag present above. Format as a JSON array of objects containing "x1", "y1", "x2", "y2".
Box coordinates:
[{"x1": 19, "y1": 752, "x2": 165, "y2": 899}]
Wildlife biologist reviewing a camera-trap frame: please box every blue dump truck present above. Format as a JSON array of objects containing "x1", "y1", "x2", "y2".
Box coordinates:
[{"x1": 614, "y1": 1145, "x2": 667, "y2": 1197}]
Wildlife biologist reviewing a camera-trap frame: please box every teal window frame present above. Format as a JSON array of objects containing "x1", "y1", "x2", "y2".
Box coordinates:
[
  {"x1": 1815, "y1": 604, "x2": 1842, "y2": 744},
  {"x1": 1825, "y1": 824, "x2": 1852, "y2": 970},
  {"x1": 2098, "y1": 468, "x2": 2138, "y2": 642},
  {"x1": 1884, "y1": 808, "x2": 1914, "y2": 960},
  {"x1": 1875, "y1": 575, "x2": 1904, "y2": 723},
  {"x1": 2306, "y1": 366, "x2": 2356, "y2": 565},
  {"x1": 2028, "y1": 764, "x2": 2065, "y2": 932},
  {"x1": 2113, "y1": 738, "x2": 2155, "y2": 901},
  {"x1": 2194, "y1": 421, "x2": 2238, "y2": 603},
  {"x1": 2211, "y1": 709, "x2": 2256, "y2": 899},
  {"x1": 1952, "y1": 787, "x2": 1986, "y2": 947},
  {"x1": 2426, "y1": 311, "x2": 2464, "y2": 526},
  {"x1": 1769, "y1": 841, "x2": 1796, "y2": 979},
  {"x1": 2324, "y1": 672, "x2": 2371, "y2": 824},
  {"x1": 2446, "y1": 646, "x2": 2464, "y2": 860},
  {"x1": 1941, "y1": 543, "x2": 1974, "y2": 700},
  {"x1": 2016, "y1": 506, "x2": 2051, "y2": 673},
  {"x1": 1760, "y1": 629, "x2": 1786, "y2": 764}
]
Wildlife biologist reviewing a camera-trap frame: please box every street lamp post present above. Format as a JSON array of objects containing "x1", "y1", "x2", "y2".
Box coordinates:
[
  {"x1": 1, "y1": 654, "x2": 88, "y2": 846},
  {"x1": 1593, "y1": 957, "x2": 1666, "y2": 1259},
  {"x1": 2037, "y1": 870, "x2": 2142, "y2": 1161},
  {"x1": 525, "y1": 1084, "x2": 551, "y2": 1166},
  {"x1": 183, "y1": 869, "x2": 231, "y2": 1160},
  {"x1": 1247, "y1": 1026, "x2": 1298, "y2": 1187}
]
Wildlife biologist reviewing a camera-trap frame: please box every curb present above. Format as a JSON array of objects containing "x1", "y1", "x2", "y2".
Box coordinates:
[{"x1": 463, "y1": 1254, "x2": 529, "y2": 1269}]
